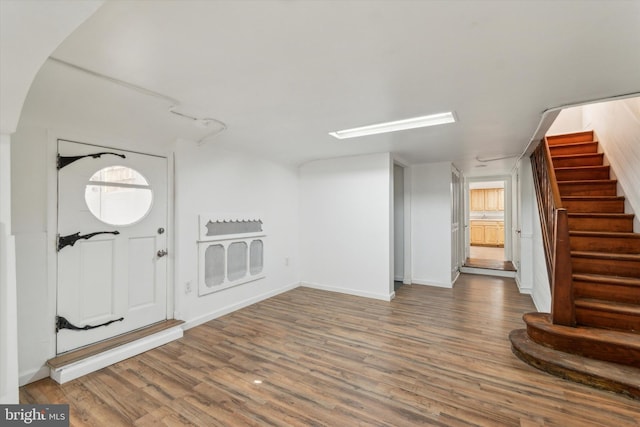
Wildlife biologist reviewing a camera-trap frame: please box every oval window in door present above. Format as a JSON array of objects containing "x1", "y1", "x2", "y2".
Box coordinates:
[{"x1": 85, "y1": 165, "x2": 153, "y2": 226}]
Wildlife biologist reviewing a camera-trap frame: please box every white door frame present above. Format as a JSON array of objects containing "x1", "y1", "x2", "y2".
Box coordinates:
[
  {"x1": 46, "y1": 131, "x2": 175, "y2": 358},
  {"x1": 464, "y1": 175, "x2": 513, "y2": 262}
]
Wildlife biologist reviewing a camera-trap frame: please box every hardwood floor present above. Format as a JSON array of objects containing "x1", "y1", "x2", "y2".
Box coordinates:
[{"x1": 21, "y1": 275, "x2": 640, "y2": 426}]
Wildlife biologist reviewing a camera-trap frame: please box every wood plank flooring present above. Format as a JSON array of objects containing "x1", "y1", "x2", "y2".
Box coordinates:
[{"x1": 21, "y1": 275, "x2": 640, "y2": 426}]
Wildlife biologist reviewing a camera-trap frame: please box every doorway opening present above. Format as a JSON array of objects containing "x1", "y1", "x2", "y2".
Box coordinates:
[{"x1": 465, "y1": 179, "x2": 516, "y2": 272}]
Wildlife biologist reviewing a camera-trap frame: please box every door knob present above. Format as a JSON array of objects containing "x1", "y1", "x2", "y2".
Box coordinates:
[{"x1": 157, "y1": 249, "x2": 168, "y2": 258}]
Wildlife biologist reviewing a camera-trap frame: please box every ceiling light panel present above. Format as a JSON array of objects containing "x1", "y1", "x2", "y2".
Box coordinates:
[{"x1": 329, "y1": 112, "x2": 456, "y2": 139}]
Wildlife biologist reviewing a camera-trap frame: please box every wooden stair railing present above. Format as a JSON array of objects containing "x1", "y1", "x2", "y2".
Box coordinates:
[{"x1": 530, "y1": 138, "x2": 575, "y2": 326}]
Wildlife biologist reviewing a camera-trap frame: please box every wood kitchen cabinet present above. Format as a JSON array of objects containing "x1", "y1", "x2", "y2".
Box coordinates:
[
  {"x1": 469, "y1": 220, "x2": 504, "y2": 247},
  {"x1": 470, "y1": 188, "x2": 504, "y2": 212},
  {"x1": 470, "y1": 189, "x2": 486, "y2": 211}
]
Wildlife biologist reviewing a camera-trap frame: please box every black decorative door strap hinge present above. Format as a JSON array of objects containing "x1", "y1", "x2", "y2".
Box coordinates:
[
  {"x1": 56, "y1": 315, "x2": 124, "y2": 332},
  {"x1": 57, "y1": 231, "x2": 120, "y2": 251},
  {"x1": 57, "y1": 152, "x2": 126, "y2": 170}
]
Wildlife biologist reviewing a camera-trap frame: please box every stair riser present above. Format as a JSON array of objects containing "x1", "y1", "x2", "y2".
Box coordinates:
[
  {"x1": 568, "y1": 217, "x2": 634, "y2": 232},
  {"x1": 575, "y1": 309, "x2": 640, "y2": 333},
  {"x1": 563, "y1": 200, "x2": 625, "y2": 213},
  {"x1": 559, "y1": 182, "x2": 617, "y2": 197},
  {"x1": 571, "y1": 256, "x2": 640, "y2": 277},
  {"x1": 526, "y1": 325, "x2": 640, "y2": 367},
  {"x1": 549, "y1": 142, "x2": 598, "y2": 156},
  {"x1": 547, "y1": 131, "x2": 594, "y2": 145},
  {"x1": 552, "y1": 154, "x2": 604, "y2": 168},
  {"x1": 574, "y1": 281, "x2": 640, "y2": 304},
  {"x1": 570, "y1": 235, "x2": 640, "y2": 254},
  {"x1": 554, "y1": 167, "x2": 610, "y2": 181}
]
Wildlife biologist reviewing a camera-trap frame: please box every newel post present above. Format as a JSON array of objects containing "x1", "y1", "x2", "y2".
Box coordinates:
[{"x1": 550, "y1": 208, "x2": 575, "y2": 326}]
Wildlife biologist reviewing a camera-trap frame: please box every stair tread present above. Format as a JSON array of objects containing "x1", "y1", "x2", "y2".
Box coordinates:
[
  {"x1": 563, "y1": 196, "x2": 625, "y2": 200},
  {"x1": 523, "y1": 313, "x2": 640, "y2": 348},
  {"x1": 509, "y1": 329, "x2": 640, "y2": 400},
  {"x1": 573, "y1": 273, "x2": 640, "y2": 287},
  {"x1": 552, "y1": 153, "x2": 603, "y2": 159},
  {"x1": 575, "y1": 298, "x2": 640, "y2": 316},
  {"x1": 554, "y1": 165, "x2": 609, "y2": 171},
  {"x1": 572, "y1": 251, "x2": 640, "y2": 260},
  {"x1": 547, "y1": 131, "x2": 595, "y2": 143},
  {"x1": 558, "y1": 179, "x2": 617, "y2": 184},
  {"x1": 568, "y1": 213, "x2": 634, "y2": 218},
  {"x1": 548, "y1": 141, "x2": 597, "y2": 148},
  {"x1": 570, "y1": 230, "x2": 640, "y2": 239}
]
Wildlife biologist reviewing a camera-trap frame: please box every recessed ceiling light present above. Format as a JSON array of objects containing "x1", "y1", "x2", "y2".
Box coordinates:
[{"x1": 329, "y1": 112, "x2": 456, "y2": 139}]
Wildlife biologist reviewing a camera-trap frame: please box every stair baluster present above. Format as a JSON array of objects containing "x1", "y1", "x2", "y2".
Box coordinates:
[{"x1": 530, "y1": 139, "x2": 575, "y2": 326}]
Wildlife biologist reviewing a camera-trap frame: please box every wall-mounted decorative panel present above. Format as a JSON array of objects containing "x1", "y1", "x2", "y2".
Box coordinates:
[{"x1": 197, "y1": 214, "x2": 266, "y2": 296}]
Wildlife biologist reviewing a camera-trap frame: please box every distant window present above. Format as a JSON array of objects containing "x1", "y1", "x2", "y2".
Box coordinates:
[{"x1": 85, "y1": 166, "x2": 152, "y2": 226}]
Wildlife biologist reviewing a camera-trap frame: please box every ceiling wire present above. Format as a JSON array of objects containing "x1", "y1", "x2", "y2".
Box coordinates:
[{"x1": 48, "y1": 56, "x2": 227, "y2": 143}]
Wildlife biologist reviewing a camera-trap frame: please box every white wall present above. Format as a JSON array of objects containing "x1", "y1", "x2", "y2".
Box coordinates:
[
  {"x1": 11, "y1": 127, "x2": 51, "y2": 385},
  {"x1": 410, "y1": 161, "x2": 453, "y2": 288},
  {"x1": 174, "y1": 140, "x2": 300, "y2": 327},
  {"x1": 299, "y1": 153, "x2": 393, "y2": 300},
  {"x1": 583, "y1": 97, "x2": 640, "y2": 232},
  {"x1": 0, "y1": 0, "x2": 104, "y2": 402},
  {"x1": 1, "y1": 133, "x2": 19, "y2": 403},
  {"x1": 10, "y1": 126, "x2": 301, "y2": 384},
  {"x1": 516, "y1": 157, "x2": 551, "y2": 311},
  {"x1": 393, "y1": 164, "x2": 404, "y2": 281},
  {"x1": 546, "y1": 107, "x2": 584, "y2": 136}
]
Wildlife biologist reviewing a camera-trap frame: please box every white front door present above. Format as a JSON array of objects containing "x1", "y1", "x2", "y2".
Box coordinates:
[{"x1": 56, "y1": 140, "x2": 168, "y2": 354}]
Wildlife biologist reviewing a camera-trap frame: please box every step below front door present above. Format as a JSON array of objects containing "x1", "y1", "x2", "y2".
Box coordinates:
[{"x1": 56, "y1": 140, "x2": 168, "y2": 354}]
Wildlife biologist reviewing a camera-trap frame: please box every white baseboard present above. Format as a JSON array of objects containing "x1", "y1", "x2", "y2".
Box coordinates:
[
  {"x1": 19, "y1": 366, "x2": 50, "y2": 387},
  {"x1": 50, "y1": 326, "x2": 183, "y2": 384},
  {"x1": 411, "y1": 278, "x2": 453, "y2": 288},
  {"x1": 300, "y1": 282, "x2": 394, "y2": 301},
  {"x1": 515, "y1": 275, "x2": 532, "y2": 295},
  {"x1": 459, "y1": 266, "x2": 517, "y2": 278},
  {"x1": 182, "y1": 282, "x2": 300, "y2": 330}
]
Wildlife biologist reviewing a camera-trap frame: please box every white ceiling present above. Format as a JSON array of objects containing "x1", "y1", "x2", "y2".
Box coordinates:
[{"x1": 18, "y1": 0, "x2": 640, "y2": 175}]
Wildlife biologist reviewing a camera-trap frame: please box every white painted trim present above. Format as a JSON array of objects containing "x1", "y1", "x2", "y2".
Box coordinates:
[
  {"x1": 182, "y1": 281, "x2": 300, "y2": 330},
  {"x1": 451, "y1": 270, "x2": 460, "y2": 286},
  {"x1": 403, "y1": 165, "x2": 412, "y2": 285},
  {"x1": 411, "y1": 278, "x2": 453, "y2": 288},
  {"x1": 459, "y1": 267, "x2": 517, "y2": 278},
  {"x1": 514, "y1": 275, "x2": 532, "y2": 295},
  {"x1": 531, "y1": 286, "x2": 552, "y2": 313},
  {"x1": 300, "y1": 282, "x2": 394, "y2": 301},
  {"x1": 19, "y1": 366, "x2": 50, "y2": 387},
  {"x1": 50, "y1": 326, "x2": 183, "y2": 384},
  {"x1": 46, "y1": 131, "x2": 59, "y2": 360}
]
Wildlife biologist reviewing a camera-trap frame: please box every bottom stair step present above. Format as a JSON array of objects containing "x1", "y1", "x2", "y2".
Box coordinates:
[
  {"x1": 522, "y1": 312, "x2": 640, "y2": 367},
  {"x1": 575, "y1": 299, "x2": 640, "y2": 332},
  {"x1": 510, "y1": 329, "x2": 640, "y2": 400}
]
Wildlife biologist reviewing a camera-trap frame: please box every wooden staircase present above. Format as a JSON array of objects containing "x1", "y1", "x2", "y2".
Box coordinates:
[{"x1": 510, "y1": 130, "x2": 640, "y2": 399}]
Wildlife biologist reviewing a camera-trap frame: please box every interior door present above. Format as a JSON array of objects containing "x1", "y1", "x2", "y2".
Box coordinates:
[{"x1": 56, "y1": 140, "x2": 168, "y2": 354}]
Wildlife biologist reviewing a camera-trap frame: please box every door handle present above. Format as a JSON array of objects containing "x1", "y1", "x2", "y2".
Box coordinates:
[
  {"x1": 57, "y1": 231, "x2": 120, "y2": 251},
  {"x1": 157, "y1": 249, "x2": 168, "y2": 258}
]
